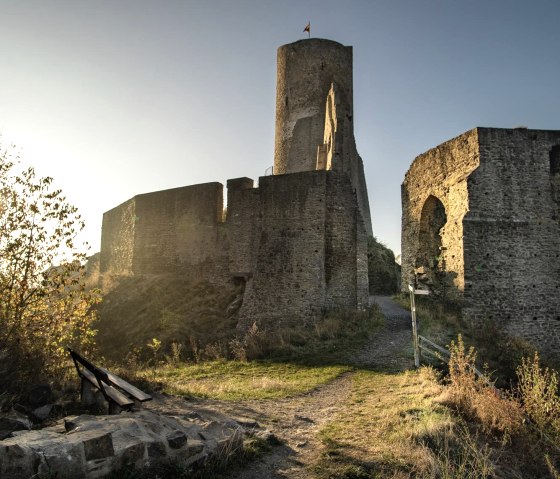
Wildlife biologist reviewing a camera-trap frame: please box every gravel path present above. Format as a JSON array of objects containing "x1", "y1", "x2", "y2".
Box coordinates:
[
  {"x1": 350, "y1": 295, "x2": 413, "y2": 371},
  {"x1": 149, "y1": 296, "x2": 414, "y2": 478}
]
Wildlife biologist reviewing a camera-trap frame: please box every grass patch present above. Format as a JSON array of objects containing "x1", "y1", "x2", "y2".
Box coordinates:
[
  {"x1": 313, "y1": 368, "x2": 516, "y2": 479},
  {"x1": 392, "y1": 294, "x2": 462, "y2": 346},
  {"x1": 315, "y1": 367, "x2": 459, "y2": 478},
  {"x1": 139, "y1": 360, "x2": 350, "y2": 400}
]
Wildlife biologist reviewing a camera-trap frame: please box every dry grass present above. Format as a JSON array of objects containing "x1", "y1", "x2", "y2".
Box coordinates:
[
  {"x1": 442, "y1": 335, "x2": 524, "y2": 439},
  {"x1": 517, "y1": 352, "x2": 560, "y2": 440},
  {"x1": 312, "y1": 335, "x2": 560, "y2": 478},
  {"x1": 138, "y1": 360, "x2": 350, "y2": 400},
  {"x1": 96, "y1": 273, "x2": 383, "y2": 368},
  {"x1": 314, "y1": 368, "x2": 476, "y2": 478},
  {"x1": 435, "y1": 336, "x2": 560, "y2": 477},
  {"x1": 94, "y1": 274, "x2": 244, "y2": 361}
]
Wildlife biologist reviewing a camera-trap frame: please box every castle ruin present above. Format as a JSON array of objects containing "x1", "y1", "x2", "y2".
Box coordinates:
[
  {"x1": 99, "y1": 38, "x2": 372, "y2": 330},
  {"x1": 401, "y1": 127, "x2": 560, "y2": 355}
]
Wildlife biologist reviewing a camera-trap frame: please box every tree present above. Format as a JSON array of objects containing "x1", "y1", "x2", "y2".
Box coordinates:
[
  {"x1": 367, "y1": 236, "x2": 400, "y2": 295},
  {"x1": 0, "y1": 143, "x2": 100, "y2": 391}
]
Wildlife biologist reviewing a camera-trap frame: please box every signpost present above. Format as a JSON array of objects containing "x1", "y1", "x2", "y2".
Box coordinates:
[{"x1": 408, "y1": 284, "x2": 429, "y2": 368}]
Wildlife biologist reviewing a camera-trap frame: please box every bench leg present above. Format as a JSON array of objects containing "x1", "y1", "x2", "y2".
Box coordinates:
[
  {"x1": 81, "y1": 379, "x2": 97, "y2": 407},
  {"x1": 108, "y1": 402, "x2": 122, "y2": 415}
]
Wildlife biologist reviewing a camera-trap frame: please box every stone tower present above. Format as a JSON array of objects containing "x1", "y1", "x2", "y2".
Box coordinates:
[
  {"x1": 273, "y1": 38, "x2": 372, "y2": 236},
  {"x1": 274, "y1": 39, "x2": 353, "y2": 174}
]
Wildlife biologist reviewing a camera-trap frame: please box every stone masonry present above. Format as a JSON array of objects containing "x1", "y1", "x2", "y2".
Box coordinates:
[
  {"x1": 274, "y1": 39, "x2": 372, "y2": 236},
  {"x1": 402, "y1": 127, "x2": 560, "y2": 356},
  {"x1": 0, "y1": 410, "x2": 245, "y2": 479},
  {"x1": 99, "y1": 38, "x2": 372, "y2": 330}
]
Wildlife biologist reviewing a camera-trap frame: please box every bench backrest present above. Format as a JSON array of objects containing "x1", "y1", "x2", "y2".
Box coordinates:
[
  {"x1": 68, "y1": 348, "x2": 110, "y2": 385},
  {"x1": 68, "y1": 348, "x2": 152, "y2": 404}
]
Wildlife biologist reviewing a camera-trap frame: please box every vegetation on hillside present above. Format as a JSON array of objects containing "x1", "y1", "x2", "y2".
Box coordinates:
[
  {"x1": 368, "y1": 235, "x2": 400, "y2": 295},
  {"x1": 94, "y1": 274, "x2": 243, "y2": 361},
  {"x1": 0, "y1": 145, "x2": 99, "y2": 394},
  {"x1": 96, "y1": 272, "x2": 384, "y2": 365},
  {"x1": 393, "y1": 294, "x2": 535, "y2": 383}
]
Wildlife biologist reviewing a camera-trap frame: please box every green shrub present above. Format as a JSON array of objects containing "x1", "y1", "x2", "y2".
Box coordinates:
[
  {"x1": 0, "y1": 146, "x2": 99, "y2": 393},
  {"x1": 517, "y1": 352, "x2": 560, "y2": 439},
  {"x1": 367, "y1": 236, "x2": 399, "y2": 295}
]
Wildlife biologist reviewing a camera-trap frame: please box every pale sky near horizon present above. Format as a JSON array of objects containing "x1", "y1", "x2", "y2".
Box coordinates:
[{"x1": 1, "y1": 0, "x2": 559, "y2": 256}]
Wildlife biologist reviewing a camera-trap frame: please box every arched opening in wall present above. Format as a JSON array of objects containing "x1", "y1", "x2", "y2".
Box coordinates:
[
  {"x1": 551, "y1": 145, "x2": 560, "y2": 205},
  {"x1": 550, "y1": 145, "x2": 560, "y2": 176},
  {"x1": 415, "y1": 195, "x2": 448, "y2": 295}
]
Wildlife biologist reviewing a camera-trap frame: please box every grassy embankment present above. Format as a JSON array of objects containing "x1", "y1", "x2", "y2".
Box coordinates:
[{"x1": 113, "y1": 296, "x2": 560, "y2": 478}]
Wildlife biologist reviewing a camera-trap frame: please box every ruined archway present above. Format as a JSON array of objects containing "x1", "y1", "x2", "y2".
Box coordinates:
[{"x1": 415, "y1": 195, "x2": 447, "y2": 291}]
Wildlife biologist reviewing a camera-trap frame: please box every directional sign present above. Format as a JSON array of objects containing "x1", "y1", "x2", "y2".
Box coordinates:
[{"x1": 408, "y1": 284, "x2": 430, "y2": 295}]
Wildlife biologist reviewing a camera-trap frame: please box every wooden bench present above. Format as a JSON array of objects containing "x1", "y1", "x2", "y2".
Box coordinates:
[{"x1": 68, "y1": 348, "x2": 152, "y2": 414}]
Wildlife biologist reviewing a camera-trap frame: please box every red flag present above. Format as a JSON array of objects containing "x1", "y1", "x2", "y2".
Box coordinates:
[{"x1": 303, "y1": 21, "x2": 310, "y2": 33}]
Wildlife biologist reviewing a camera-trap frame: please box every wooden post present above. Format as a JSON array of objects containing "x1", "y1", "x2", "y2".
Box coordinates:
[
  {"x1": 81, "y1": 379, "x2": 96, "y2": 407},
  {"x1": 409, "y1": 284, "x2": 420, "y2": 368}
]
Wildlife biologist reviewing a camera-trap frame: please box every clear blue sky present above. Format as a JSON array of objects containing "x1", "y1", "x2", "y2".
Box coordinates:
[{"x1": 1, "y1": 0, "x2": 559, "y2": 256}]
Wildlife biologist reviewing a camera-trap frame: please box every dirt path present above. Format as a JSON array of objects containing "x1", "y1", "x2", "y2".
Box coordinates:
[
  {"x1": 350, "y1": 295, "x2": 413, "y2": 371},
  {"x1": 150, "y1": 296, "x2": 413, "y2": 478}
]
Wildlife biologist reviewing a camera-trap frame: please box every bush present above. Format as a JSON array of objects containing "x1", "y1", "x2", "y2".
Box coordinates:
[
  {"x1": 0, "y1": 145, "x2": 99, "y2": 392},
  {"x1": 367, "y1": 236, "x2": 399, "y2": 295},
  {"x1": 445, "y1": 335, "x2": 523, "y2": 439},
  {"x1": 517, "y1": 352, "x2": 560, "y2": 439}
]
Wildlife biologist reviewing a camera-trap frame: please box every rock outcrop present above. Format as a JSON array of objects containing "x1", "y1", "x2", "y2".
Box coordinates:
[{"x1": 0, "y1": 410, "x2": 244, "y2": 478}]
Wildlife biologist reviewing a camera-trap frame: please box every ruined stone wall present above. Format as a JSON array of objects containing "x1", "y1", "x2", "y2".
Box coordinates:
[
  {"x1": 100, "y1": 168, "x2": 369, "y2": 331},
  {"x1": 237, "y1": 171, "x2": 328, "y2": 329},
  {"x1": 101, "y1": 183, "x2": 224, "y2": 276},
  {"x1": 462, "y1": 128, "x2": 560, "y2": 354},
  {"x1": 132, "y1": 183, "x2": 223, "y2": 275},
  {"x1": 325, "y1": 172, "x2": 363, "y2": 309},
  {"x1": 236, "y1": 169, "x2": 369, "y2": 330},
  {"x1": 402, "y1": 127, "x2": 560, "y2": 357},
  {"x1": 356, "y1": 212, "x2": 370, "y2": 308},
  {"x1": 100, "y1": 198, "x2": 136, "y2": 275},
  {"x1": 273, "y1": 39, "x2": 372, "y2": 236},
  {"x1": 226, "y1": 177, "x2": 260, "y2": 276},
  {"x1": 401, "y1": 129, "x2": 480, "y2": 295},
  {"x1": 319, "y1": 83, "x2": 372, "y2": 236}
]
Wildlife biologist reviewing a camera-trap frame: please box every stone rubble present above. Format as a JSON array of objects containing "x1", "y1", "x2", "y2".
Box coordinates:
[{"x1": 0, "y1": 409, "x2": 247, "y2": 478}]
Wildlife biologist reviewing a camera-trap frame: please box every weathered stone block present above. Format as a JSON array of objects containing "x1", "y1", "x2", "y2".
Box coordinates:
[
  {"x1": 0, "y1": 414, "x2": 31, "y2": 440},
  {"x1": 167, "y1": 430, "x2": 188, "y2": 449},
  {"x1": 39, "y1": 440, "x2": 85, "y2": 479},
  {"x1": 86, "y1": 457, "x2": 115, "y2": 478},
  {"x1": 81, "y1": 430, "x2": 114, "y2": 461},
  {"x1": 0, "y1": 443, "x2": 41, "y2": 479},
  {"x1": 147, "y1": 440, "x2": 167, "y2": 458}
]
